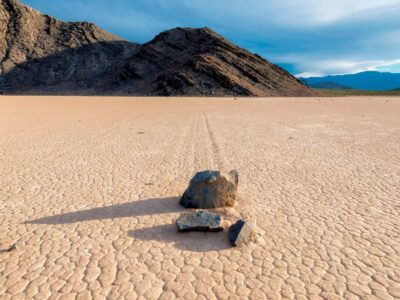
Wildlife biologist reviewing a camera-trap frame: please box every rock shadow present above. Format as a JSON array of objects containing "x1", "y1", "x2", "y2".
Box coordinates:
[
  {"x1": 128, "y1": 223, "x2": 231, "y2": 252},
  {"x1": 26, "y1": 196, "x2": 182, "y2": 224}
]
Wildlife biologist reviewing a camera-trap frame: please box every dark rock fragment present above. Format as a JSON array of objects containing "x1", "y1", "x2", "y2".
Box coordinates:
[
  {"x1": 176, "y1": 210, "x2": 223, "y2": 232},
  {"x1": 229, "y1": 220, "x2": 255, "y2": 247}
]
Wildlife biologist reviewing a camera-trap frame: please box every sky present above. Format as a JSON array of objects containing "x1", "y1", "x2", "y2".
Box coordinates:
[{"x1": 22, "y1": 0, "x2": 400, "y2": 77}]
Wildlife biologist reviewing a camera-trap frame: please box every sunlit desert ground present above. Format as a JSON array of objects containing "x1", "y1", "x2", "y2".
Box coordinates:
[{"x1": 0, "y1": 96, "x2": 399, "y2": 299}]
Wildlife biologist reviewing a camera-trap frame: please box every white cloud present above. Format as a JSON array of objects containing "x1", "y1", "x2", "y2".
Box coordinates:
[
  {"x1": 296, "y1": 72, "x2": 325, "y2": 78},
  {"x1": 183, "y1": 0, "x2": 400, "y2": 28},
  {"x1": 286, "y1": 0, "x2": 400, "y2": 26},
  {"x1": 296, "y1": 59, "x2": 400, "y2": 77}
]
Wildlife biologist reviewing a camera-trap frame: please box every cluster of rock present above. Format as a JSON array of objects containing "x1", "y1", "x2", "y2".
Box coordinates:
[{"x1": 176, "y1": 170, "x2": 255, "y2": 247}]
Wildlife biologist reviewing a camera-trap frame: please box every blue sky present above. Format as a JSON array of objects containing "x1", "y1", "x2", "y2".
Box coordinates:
[{"x1": 22, "y1": 0, "x2": 400, "y2": 77}]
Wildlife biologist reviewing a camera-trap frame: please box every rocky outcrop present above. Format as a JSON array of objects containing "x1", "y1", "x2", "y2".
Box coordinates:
[
  {"x1": 99, "y1": 27, "x2": 315, "y2": 96},
  {"x1": 176, "y1": 210, "x2": 223, "y2": 232},
  {"x1": 180, "y1": 170, "x2": 239, "y2": 209},
  {"x1": 0, "y1": 0, "x2": 316, "y2": 96},
  {"x1": 229, "y1": 220, "x2": 255, "y2": 247},
  {"x1": 0, "y1": 0, "x2": 137, "y2": 93}
]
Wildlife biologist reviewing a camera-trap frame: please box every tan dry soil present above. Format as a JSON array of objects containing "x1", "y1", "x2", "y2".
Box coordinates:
[{"x1": 0, "y1": 96, "x2": 399, "y2": 299}]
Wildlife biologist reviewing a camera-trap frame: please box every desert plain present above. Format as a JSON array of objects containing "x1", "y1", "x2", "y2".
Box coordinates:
[{"x1": 0, "y1": 96, "x2": 399, "y2": 299}]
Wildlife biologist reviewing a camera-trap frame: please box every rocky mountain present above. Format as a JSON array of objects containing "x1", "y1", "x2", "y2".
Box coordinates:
[
  {"x1": 0, "y1": 0, "x2": 315, "y2": 96},
  {"x1": 301, "y1": 71, "x2": 400, "y2": 91},
  {"x1": 0, "y1": 0, "x2": 138, "y2": 93}
]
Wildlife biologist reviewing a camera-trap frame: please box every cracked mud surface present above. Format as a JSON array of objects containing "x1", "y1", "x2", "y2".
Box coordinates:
[{"x1": 0, "y1": 96, "x2": 399, "y2": 299}]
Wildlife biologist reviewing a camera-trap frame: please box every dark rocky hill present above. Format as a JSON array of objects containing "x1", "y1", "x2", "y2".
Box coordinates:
[
  {"x1": 0, "y1": 0, "x2": 138, "y2": 93},
  {"x1": 0, "y1": 0, "x2": 315, "y2": 96}
]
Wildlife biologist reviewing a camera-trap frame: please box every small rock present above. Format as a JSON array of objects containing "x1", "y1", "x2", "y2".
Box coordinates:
[
  {"x1": 7, "y1": 243, "x2": 19, "y2": 252},
  {"x1": 176, "y1": 210, "x2": 223, "y2": 232},
  {"x1": 180, "y1": 170, "x2": 238, "y2": 209},
  {"x1": 229, "y1": 220, "x2": 255, "y2": 247}
]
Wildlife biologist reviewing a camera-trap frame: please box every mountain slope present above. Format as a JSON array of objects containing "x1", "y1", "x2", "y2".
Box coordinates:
[
  {"x1": 0, "y1": 0, "x2": 138, "y2": 71},
  {"x1": 301, "y1": 71, "x2": 400, "y2": 91},
  {"x1": 97, "y1": 27, "x2": 314, "y2": 96},
  {"x1": 0, "y1": 0, "x2": 314, "y2": 96},
  {"x1": 0, "y1": 0, "x2": 138, "y2": 93}
]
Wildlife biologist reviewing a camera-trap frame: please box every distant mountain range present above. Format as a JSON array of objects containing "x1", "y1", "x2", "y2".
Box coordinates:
[
  {"x1": 304, "y1": 81, "x2": 352, "y2": 90},
  {"x1": 0, "y1": 0, "x2": 314, "y2": 96},
  {"x1": 301, "y1": 71, "x2": 400, "y2": 91}
]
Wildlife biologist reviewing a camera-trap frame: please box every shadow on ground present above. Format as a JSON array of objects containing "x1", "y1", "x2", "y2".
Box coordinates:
[
  {"x1": 26, "y1": 197, "x2": 182, "y2": 224},
  {"x1": 26, "y1": 196, "x2": 231, "y2": 252},
  {"x1": 128, "y1": 224, "x2": 231, "y2": 252}
]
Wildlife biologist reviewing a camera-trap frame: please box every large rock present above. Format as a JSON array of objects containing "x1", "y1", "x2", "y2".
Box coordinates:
[
  {"x1": 176, "y1": 210, "x2": 223, "y2": 232},
  {"x1": 229, "y1": 220, "x2": 255, "y2": 247},
  {"x1": 179, "y1": 170, "x2": 239, "y2": 209}
]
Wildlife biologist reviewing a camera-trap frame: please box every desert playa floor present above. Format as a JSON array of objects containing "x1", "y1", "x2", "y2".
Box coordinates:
[{"x1": 0, "y1": 96, "x2": 399, "y2": 299}]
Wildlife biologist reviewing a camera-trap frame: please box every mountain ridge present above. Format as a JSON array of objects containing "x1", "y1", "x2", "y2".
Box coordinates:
[
  {"x1": 304, "y1": 81, "x2": 352, "y2": 90},
  {"x1": 0, "y1": 0, "x2": 315, "y2": 96},
  {"x1": 301, "y1": 71, "x2": 400, "y2": 91}
]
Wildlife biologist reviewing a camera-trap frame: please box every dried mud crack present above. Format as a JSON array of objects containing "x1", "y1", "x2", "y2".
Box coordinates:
[{"x1": 0, "y1": 96, "x2": 399, "y2": 299}]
